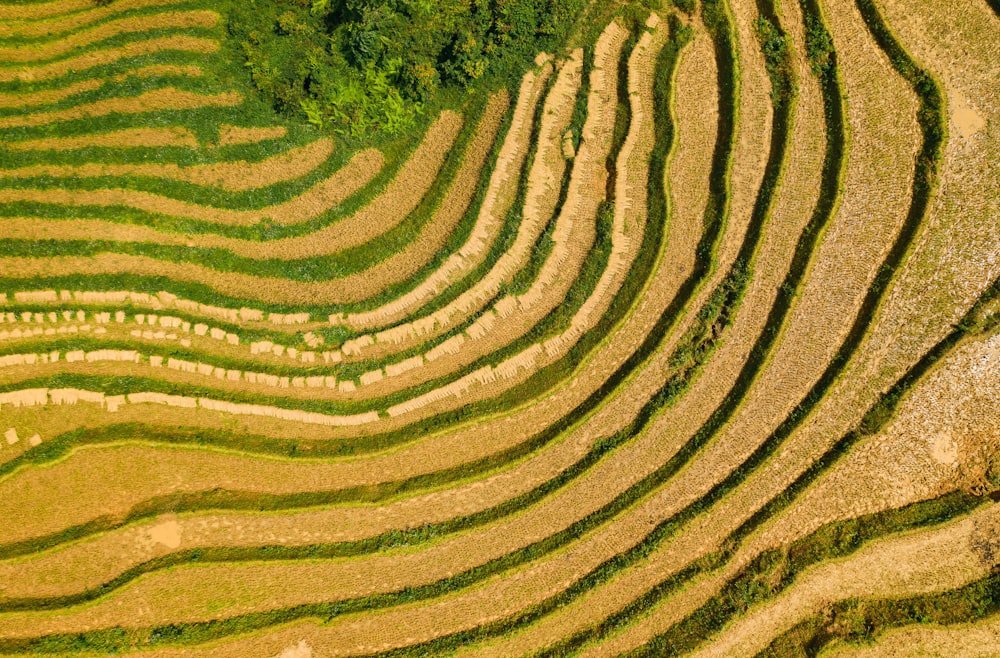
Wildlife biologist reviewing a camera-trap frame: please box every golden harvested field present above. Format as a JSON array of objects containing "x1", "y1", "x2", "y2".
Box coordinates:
[{"x1": 0, "y1": 0, "x2": 997, "y2": 656}]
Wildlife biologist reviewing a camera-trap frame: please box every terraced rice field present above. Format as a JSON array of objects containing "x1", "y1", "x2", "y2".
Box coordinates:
[{"x1": 0, "y1": 0, "x2": 997, "y2": 656}]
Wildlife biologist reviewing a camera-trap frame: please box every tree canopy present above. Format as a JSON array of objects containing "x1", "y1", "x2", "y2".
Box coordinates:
[{"x1": 228, "y1": 0, "x2": 584, "y2": 137}]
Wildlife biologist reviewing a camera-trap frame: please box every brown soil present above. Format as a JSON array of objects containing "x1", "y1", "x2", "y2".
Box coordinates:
[
  {"x1": 0, "y1": 35, "x2": 219, "y2": 83},
  {"x1": 0, "y1": 10, "x2": 219, "y2": 62}
]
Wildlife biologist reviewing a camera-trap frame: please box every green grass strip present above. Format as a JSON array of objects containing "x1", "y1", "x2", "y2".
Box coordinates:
[
  {"x1": 631, "y1": 491, "x2": 987, "y2": 657},
  {"x1": 0, "y1": 95, "x2": 487, "y2": 276},
  {"x1": 759, "y1": 573, "x2": 1000, "y2": 656}
]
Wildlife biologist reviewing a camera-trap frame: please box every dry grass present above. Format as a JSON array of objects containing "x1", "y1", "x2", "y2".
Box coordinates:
[
  {"x1": 0, "y1": 20, "x2": 669, "y2": 643},
  {"x1": 0, "y1": 0, "x2": 91, "y2": 20},
  {"x1": 0, "y1": 10, "x2": 219, "y2": 62},
  {"x1": 336, "y1": 60, "x2": 553, "y2": 331},
  {"x1": 0, "y1": 78, "x2": 102, "y2": 108},
  {"x1": 2, "y1": 126, "x2": 200, "y2": 150},
  {"x1": 0, "y1": 36, "x2": 219, "y2": 83},
  {"x1": 216, "y1": 124, "x2": 288, "y2": 146},
  {"x1": 0, "y1": 21, "x2": 706, "y2": 535},
  {"x1": 687, "y1": 504, "x2": 997, "y2": 657},
  {"x1": 0, "y1": 35, "x2": 219, "y2": 83},
  {"x1": 0, "y1": 142, "x2": 387, "y2": 229},
  {"x1": 0, "y1": 290, "x2": 324, "y2": 331},
  {"x1": 752, "y1": 332, "x2": 1000, "y2": 553},
  {"x1": 296, "y1": 91, "x2": 508, "y2": 303},
  {"x1": 822, "y1": 612, "x2": 1000, "y2": 657},
  {"x1": 0, "y1": 138, "x2": 334, "y2": 191},
  {"x1": 0, "y1": 88, "x2": 241, "y2": 128},
  {"x1": 457, "y1": 4, "x2": 836, "y2": 654},
  {"x1": 595, "y1": 0, "x2": 922, "y2": 616},
  {"x1": 0, "y1": 64, "x2": 204, "y2": 110},
  {"x1": 0, "y1": 0, "x2": 193, "y2": 39},
  {"x1": 323, "y1": 53, "x2": 580, "y2": 353},
  {"x1": 0, "y1": 0, "x2": 995, "y2": 652}
]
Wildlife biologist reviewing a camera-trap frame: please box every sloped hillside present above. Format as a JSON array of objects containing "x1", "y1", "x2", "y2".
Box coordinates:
[{"x1": 0, "y1": 0, "x2": 997, "y2": 656}]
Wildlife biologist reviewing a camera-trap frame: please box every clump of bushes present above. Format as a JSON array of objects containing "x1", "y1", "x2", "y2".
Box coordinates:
[{"x1": 227, "y1": 0, "x2": 584, "y2": 138}]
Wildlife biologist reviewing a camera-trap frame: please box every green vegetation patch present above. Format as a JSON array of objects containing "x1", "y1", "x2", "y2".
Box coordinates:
[{"x1": 226, "y1": 0, "x2": 584, "y2": 137}]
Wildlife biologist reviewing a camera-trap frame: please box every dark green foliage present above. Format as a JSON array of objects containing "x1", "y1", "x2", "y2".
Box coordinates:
[
  {"x1": 226, "y1": 0, "x2": 585, "y2": 137},
  {"x1": 803, "y1": 11, "x2": 834, "y2": 75},
  {"x1": 755, "y1": 15, "x2": 795, "y2": 107}
]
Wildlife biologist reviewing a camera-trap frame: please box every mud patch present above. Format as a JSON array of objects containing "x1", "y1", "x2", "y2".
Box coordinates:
[
  {"x1": 948, "y1": 85, "x2": 986, "y2": 139},
  {"x1": 147, "y1": 517, "x2": 182, "y2": 549},
  {"x1": 930, "y1": 431, "x2": 959, "y2": 467}
]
